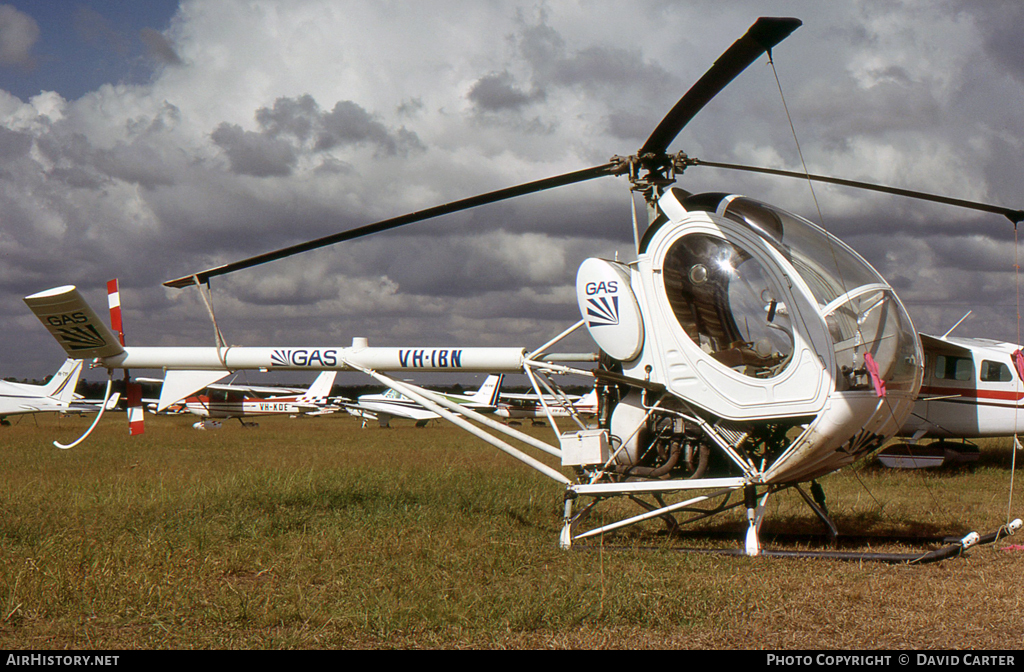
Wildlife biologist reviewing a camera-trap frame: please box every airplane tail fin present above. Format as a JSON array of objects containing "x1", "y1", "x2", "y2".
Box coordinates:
[
  {"x1": 301, "y1": 371, "x2": 337, "y2": 402},
  {"x1": 576, "y1": 388, "x2": 598, "y2": 412},
  {"x1": 470, "y1": 374, "x2": 504, "y2": 406},
  {"x1": 42, "y1": 359, "x2": 84, "y2": 404}
]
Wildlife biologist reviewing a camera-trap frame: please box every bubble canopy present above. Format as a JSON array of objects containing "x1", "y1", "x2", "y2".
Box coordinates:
[{"x1": 659, "y1": 192, "x2": 919, "y2": 392}]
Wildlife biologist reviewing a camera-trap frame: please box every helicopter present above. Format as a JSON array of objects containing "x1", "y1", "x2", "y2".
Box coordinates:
[{"x1": 24, "y1": 17, "x2": 1023, "y2": 561}]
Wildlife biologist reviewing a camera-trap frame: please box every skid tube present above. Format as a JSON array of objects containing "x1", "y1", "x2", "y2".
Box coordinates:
[
  {"x1": 574, "y1": 520, "x2": 1020, "y2": 564},
  {"x1": 561, "y1": 476, "x2": 1023, "y2": 564}
]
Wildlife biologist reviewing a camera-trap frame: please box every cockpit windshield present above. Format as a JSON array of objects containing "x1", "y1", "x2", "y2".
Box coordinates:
[
  {"x1": 721, "y1": 197, "x2": 883, "y2": 307},
  {"x1": 662, "y1": 232, "x2": 795, "y2": 379},
  {"x1": 718, "y1": 196, "x2": 919, "y2": 392}
]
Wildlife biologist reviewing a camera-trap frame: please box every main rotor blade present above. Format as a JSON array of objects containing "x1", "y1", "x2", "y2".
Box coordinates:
[
  {"x1": 639, "y1": 16, "x2": 802, "y2": 157},
  {"x1": 164, "y1": 162, "x2": 618, "y2": 288},
  {"x1": 691, "y1": 159, "x2": 1024, "y2": 224}
]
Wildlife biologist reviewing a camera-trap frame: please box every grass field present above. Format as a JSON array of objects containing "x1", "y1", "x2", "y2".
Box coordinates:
[{"x1": 0, "y1": 412, "x2": 1021, "y2": 649}]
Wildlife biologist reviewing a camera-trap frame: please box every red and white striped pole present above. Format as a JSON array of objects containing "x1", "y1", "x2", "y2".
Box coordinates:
[{"x1": 107, "y1": 279, "x2": 144, "y2": 436}]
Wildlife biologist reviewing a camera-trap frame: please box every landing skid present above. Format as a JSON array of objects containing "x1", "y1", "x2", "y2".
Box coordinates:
[
  {"x1": 560, "y1": 479, "x2": 1022, "y2": 564},
  {"x1": 322, "y1": 365, "x2": 1021, "y2": 565},
  {"x1": 573, "y1": 537, "x2": 1010, "y2": 564}
]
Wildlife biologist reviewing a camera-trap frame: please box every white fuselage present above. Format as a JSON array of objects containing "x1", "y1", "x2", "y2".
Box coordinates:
[
  {"x1": 0, "y1": 360, "x2": 84, "y2": 419},
  {"x1": 345, "y1": 376, "x2": 503, "y2": 426},
  {"x1": 495, "y1": 393, "x2": 598, "y2": 419},
  {"x1": 184, "y1": 393, "x2": 318, "y2": 419},
  {"x1": 901, "y1": 335, "x2": 1024, "y2": 438},
  {"x1": 0, "y1": 382, "x2": 72, "y2": 416}
]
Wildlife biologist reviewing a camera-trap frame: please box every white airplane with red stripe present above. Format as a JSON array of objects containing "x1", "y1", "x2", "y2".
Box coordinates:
[
  {"x1": 901, "y1": 333, "x2": 1024, "y2": 439},
  {"x1": 184, "y1": 370, "x2": 338, "y2": 427},
  {"x1": 343, "y1": 374, "x2": 503, "y2": 428},
  {"x1": 495, "y1": 389, "x2": 598, "y2": 422}
]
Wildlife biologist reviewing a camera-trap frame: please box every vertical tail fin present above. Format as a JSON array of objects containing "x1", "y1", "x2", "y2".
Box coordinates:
[
  {"x1": 470, "y1": 374, "x2": 504, "y2": 406},
  {"x1": 301, "y1": 371, "x2": 337, "y2": 402},
  {"x1": 42, "y1": 359, "x2": 84, "y2": 404},
  {"x1": 576, "y1": 389, "x2": 598, "y2": 412}
]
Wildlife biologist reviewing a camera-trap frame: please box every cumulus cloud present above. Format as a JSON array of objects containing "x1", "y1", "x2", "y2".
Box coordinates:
[
  {"x1": 0, "y1": 4, "x2": 38, "y2": 67},
  {"x1": 468, "y1": 71, "x2": 543, "y2": 112},
  {"x1": 211, "y1": 122, "x2": 297, "y2": 177},
  {"x1": 140, "y1": 27, "x2": 184, "y2": 66}
]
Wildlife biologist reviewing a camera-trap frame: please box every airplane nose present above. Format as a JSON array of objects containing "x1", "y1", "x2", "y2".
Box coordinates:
[{"x1": 495, "y1": 408, "x2": 510, "y2": 418}]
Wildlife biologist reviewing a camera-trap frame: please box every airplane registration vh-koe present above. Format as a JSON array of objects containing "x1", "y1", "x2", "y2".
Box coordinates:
[
  {"x1": 24, "y1": 17, "x2": 1023, "y2": 561},
  {"x1": 181, "y1": 370, "x2": 339, "y2": 429}
]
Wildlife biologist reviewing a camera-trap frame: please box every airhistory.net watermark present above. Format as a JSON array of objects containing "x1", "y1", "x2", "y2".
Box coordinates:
[{"x1": 6, "y1": 655, "x2": 119, "y2": 666}]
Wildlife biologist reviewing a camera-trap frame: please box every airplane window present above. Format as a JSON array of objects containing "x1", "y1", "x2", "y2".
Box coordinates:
[
  {"x1": 935, "y1": 355, "x2": 974, "y2": 382},
  {"x1": 980, "y1": 360, "x2": 1013, "y2": 383},
  {"x1": 662, "y1": 232, "x2": 794, "y2": 378}
]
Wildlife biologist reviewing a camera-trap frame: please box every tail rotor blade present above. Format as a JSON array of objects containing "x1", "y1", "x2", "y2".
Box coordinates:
[{"x1": 107, "y1": 278, "x2": 145, "y2": 436}]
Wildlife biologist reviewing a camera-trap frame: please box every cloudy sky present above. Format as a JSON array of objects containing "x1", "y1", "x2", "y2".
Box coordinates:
[{"x1": 1, "y1": 0, "x2": 1022, "y2": 384}]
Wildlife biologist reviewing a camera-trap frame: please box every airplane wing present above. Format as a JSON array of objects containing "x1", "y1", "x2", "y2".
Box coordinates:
[
  {"x1": 206, "y1": 383, "x2": 309, "y2": 395},
  {"x1": 919, "y1": 333, "x2": 975, "y2": 359},
  {"x1": 341, "y1": 404, "x2": 379, "y2": 421},
  {"x1": 500, "y1": 392, "x2": 582, "y2": 402},
  {"x1": 304, "y1": 406, "x2": 341, "y2": 416},
  {"x1": 65, "y1": 391, "x2": 122, "y2": 413},
  {"x1": 348, "y1": 400, "x2": 438, "y2": 421}
]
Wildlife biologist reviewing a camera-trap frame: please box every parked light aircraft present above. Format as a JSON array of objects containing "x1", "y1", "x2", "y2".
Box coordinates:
[
  {"x1": 24, "y1": 17, "x2": 1024, "y2": 560},
  {"x1": 0, "y1": 359, "x2": 86, "y2": 425},
  {"x1": 495, "y1": 389, "x2": 598, "y2": 424},
  {"x1": 183, "y1": 371, "x2": 338, "y2": 428},
  {"x1": 881, "y1": 332, "x2": 1024, "y2": 467},
  {"x1": 343, "y1": 374, "x2": 503, "y2": 427},
  {"x1": 904, "y1": 334, "x2": 1024, "y2": 439},
  {"x1": 67, "y1": 389, "x2": 122, "y2": 415}
]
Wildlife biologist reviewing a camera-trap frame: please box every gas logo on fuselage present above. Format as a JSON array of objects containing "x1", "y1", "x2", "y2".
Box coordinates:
[
  {"x1": 585, "y1": 296, "x2": 620, "y2": 327},
  {"x1": 584, "y1": 281, "x2": 618, "y2": 295},
  {"x1": 271, "y1": 349, "x2": 338, "y2": 367}
]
